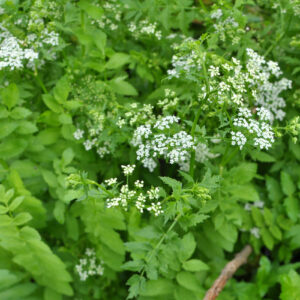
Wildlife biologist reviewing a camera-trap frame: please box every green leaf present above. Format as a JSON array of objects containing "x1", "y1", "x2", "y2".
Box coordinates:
[
  {"x1": 12, "y1": 227, "x2": 73, "y2": 296},
  {"x1": 44, "y1": 288, "x2": 62, "y2": 300},
  {"x1": 261, "y1": 228, "x2": 274, "y2": 250},
  {"x1": 13, "y1": 212, "x2": 32, "y2": 225},
  {"x1": 62, "y1": 148, "x2": 74, "y2": 166},
  {"x1": 0, "y1": 283, "x2": 36, "y2": 299},
  {"x1": 16, "y1": 121, "x2": 38, "y2": 135},
  {"x1": 266, "y1": 176, "x2": 282, "y2": 202},
  {"x1": 37, "y1": 129, "x2": 60, "y2": 145},
  {"x1": 53, "y1": 77, "x2": 70, "y2": 104},
  {"x1": 251, "y1": 207, "x2": 264, "y2": 227},
  {"x1": 122, "y1": 260, "x2": 144, "y2": 272},
  {"x1": 0, "y1": 269, "x2": 20, "y2": 290},
  {"x1": 53, "y1": 201, "x2": 65, "y2": 224},
  {"x1": 109, "y1": 77, "x2": 138, "y2": 96},
  {"x1": 78, "y1": 0, "x2": 104, "y2": 19},
  {"x1": 0, "y1": 137, "x2": 28, "y2": 159},
  {"x1": 230, "y1": 163, "x2": 257, "y2": 184},
  {"x1": 42, "y1": 94, "x2": 63, "y2": 113},
  {"x1": 0, "y1": 106, "x2": 9, "y2": 118},
  {"x1": 284, "y1": 196, "x2": 299, "y2": 222},
  {"x1": 1, "y1": 83, "x2": 19, "y2": 110},
  {"x1": 249, "y1": 150, "x2": 276, "y2": 162},
  {"x1": 178, "y1": 233, "x2": 196, "y2": 261},
  {"x1": 230, "y1": 184, "x2": 259, "y2": 202},
  {"x1": 280, "y1": 270, "x2": 300, "y2": 300},
  {"x1": 93, "y1": 29, "x2": 106, "y2": 56},
  {"x1": 140, "y1": 278, "x2": 174, "y2": 296},
  {"x1": 105, "y1": 53, "x2": 130, "y2": 69},
  {"x1": 174, "y1": 286, "x2": 198, "y2": 300},
  {"x1": 182, "y1": 259, "x2": 209, "y2": 272},
  {"x1": 126, "y1": 275, "x2": 146, "y2": 299},
  {"x1": 9, "y1": 196, "x2": 24, "y2": 211},
  {"x1": 41, "y1": 170, "x2": 58, "y2": 188},
  {"x1": 0, "y1": 205, "x2": 8, "y2": 214},
  {"x1": 160, "y1": 176, "x2": 182, "y2": 191},
  {"x1": 98, "y1": 227, "x2": 125, "y2": 255},
  {"x1": 0, "y1": 120, "x2": 18, "y2": 139},
  {"x1": 281, "y1": 172, "x2": 296, "y2": 196},
  {"x1": 269, "y1": 224, "x2": 282, "y2": 240},
  {"x1": 263, "y1": 208, "x2": 274, "y2": 226},
  {"x1": 10, "y1": 107, "x2": 32, "y2": 119},
  {"x1": 58, "y1": 113, "x2": 72, "y2": 125},
  {"x1": 176, "y1": 271, "x2": 202, "y2": 292}
]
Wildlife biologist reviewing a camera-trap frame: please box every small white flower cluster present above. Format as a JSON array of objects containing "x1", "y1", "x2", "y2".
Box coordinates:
[
  {"x1": 250, "y1": 227, "x2": 260, "y2": 239},
  {"x1": 105, "y1": 176, "x2": 163, "y2": 216},
  {"x1": 132, "y1": 116, "x2": 195, "y2": 172},
  {"x1": 231, "y1": 107, "x2": 275, "y2": 150},
  {"x1": 121, "y1": 164, "x2": 135, "y2": 176},
  {"x1": 75, "y1": 248, "x2": 104, "y2": 281},
  {"x1": 105, "y1": 178, "x2": 117, "y2": 186},
  {"x1": 211, "y1": 9, "x2": 223, "y2": 20},
  {"x1": 197, "y1": 48, "x2": 291, "y2": 122},
  {"x1": 129, "y1": 19, "x2": 162, "y2": 40},
  {"x1": 0, "y1": 26, "x2": 38, "y2": 70},
  {"x1": 95, "y1": 0, "x2": 122, "y2": 31},
  {"x1": 157, "y1": 89, "x2": 179, "y2": 112},
  {"x1": 212, "y1": 14, "x2": 241, "y2": 44},
  {"x1": 246, "y1": 48, "x2": 292, "y2": 121},
  {"x1": 74, "y1": 126, "x2": 111, "y2": 158},
  {"x1": 74, "y1": 128, "x2": 84, "y2": 140},
  {"x1": 41, "y1": 28, "x2": 59, "y2": 46},
  {"x1": 117, "y1": 103, "x2": 155, "y2": 129},
  {"x1": 167, "y1": 43, "x2": 203, "y2": 80}
]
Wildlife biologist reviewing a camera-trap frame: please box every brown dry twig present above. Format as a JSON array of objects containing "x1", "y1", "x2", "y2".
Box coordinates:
[{"x1": 203, "y1": 245, "x2": 252, "y2": 300}]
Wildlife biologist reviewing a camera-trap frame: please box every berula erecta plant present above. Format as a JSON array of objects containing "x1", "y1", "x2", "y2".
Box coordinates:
[{"x1": 0, "y1": 0, "x2": 300, "y2": 299}]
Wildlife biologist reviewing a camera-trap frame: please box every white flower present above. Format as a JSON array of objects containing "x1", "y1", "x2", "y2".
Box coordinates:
[
  {"x1": 147, "y1": 187, "x2": 160, "y2": 200},
  {"x1": 75, "y1": 248, "x2": 104, "y2": 281},
  {"x1": 121, "y1": 164, "x2": 135, "y2": 176},
  {"x1": 116, "y1": 118, "x2": 126, "y2": 128},
  {"x1": 147, "y1": 202, "x2": 163, "y2": 216},
  {"x1": 250, "y1": 227, "x2": 260, "y2": 238},
  {"x1": 105, "y1": 178, "x2": 117, "y2": 186},
  {"x1": 74, "y1": 128, "x2": 84, "y2": 140},
  {"x1": 208, "y1": 66, "x2": 220, "y2": 77},
  {"x1": 211, "y1": 9, "x2": 223, "y2": 19},
  {"x1": 83, "y1": 139, "x2": 95, "y2": 151},
  {"x1": 134, "y1": 180, "x2": 144, "y2": 188},
  {"x1": 135, "y1": 194, "x2": 146, "y2": 213},
  {"x1": 231, "y1": 131, "x2": 247, "y2": 149}
]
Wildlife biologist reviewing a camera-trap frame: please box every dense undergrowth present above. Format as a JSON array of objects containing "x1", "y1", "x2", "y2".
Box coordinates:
[{"x1": 0, "y1": 0, "x2": 300, "y2": 299}]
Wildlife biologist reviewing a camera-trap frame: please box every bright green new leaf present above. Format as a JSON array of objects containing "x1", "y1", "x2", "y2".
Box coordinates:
[
  {"x1": 1, "y1": 84, "x2": 19, "y2": 110},
  {"x1": 182, "y1": 259, "x2": 209, "y2": 272}
]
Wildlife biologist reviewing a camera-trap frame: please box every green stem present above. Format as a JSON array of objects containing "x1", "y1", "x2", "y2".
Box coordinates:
[
  {"x1": 35, "y1": 73, "x2": 48, "y2": 94},
  {"x1": 189, "y1": 107, "x2": 202, "y2": 177},
  {"x1": 140, "y1": 214, "x2": 181, "y2": 278},
  {"x1": 264, "y1": 14, "x2": 293, "y2": 57},
  {"x1": 24, "y1": 69, "x2": 48, "y2": 93},
  {"x1": 86, "y1": 180, "x2": 114, "y2": 197},
  {"x1": 221, "y1": 147, "x2": 239, "y2": 167},
  {"x1": 80, "y1": 10, "x2": 86, "y2": 56}
]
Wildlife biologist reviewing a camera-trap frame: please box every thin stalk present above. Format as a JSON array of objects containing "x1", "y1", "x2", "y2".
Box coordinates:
[
  {"x1": 189, "y1": 59, "x2": 209, "y2": 177},
  {"x1": 264, "y1": 14, "x2": 293, "y2": 57},
  {"x1": 80, "y1": 10, "x2": 86, "y2": 56},
  {"x1": 189, "y1": 106, "x2": 202, "y2": 177},
  {"x1": 140, "y1": 214, "x2": 181, "y2": 277}
]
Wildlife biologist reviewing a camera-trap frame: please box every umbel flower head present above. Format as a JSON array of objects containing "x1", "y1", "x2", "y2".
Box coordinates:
[{"x1": 132, "y1": 116, "x2": 195, "y2": 172}]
